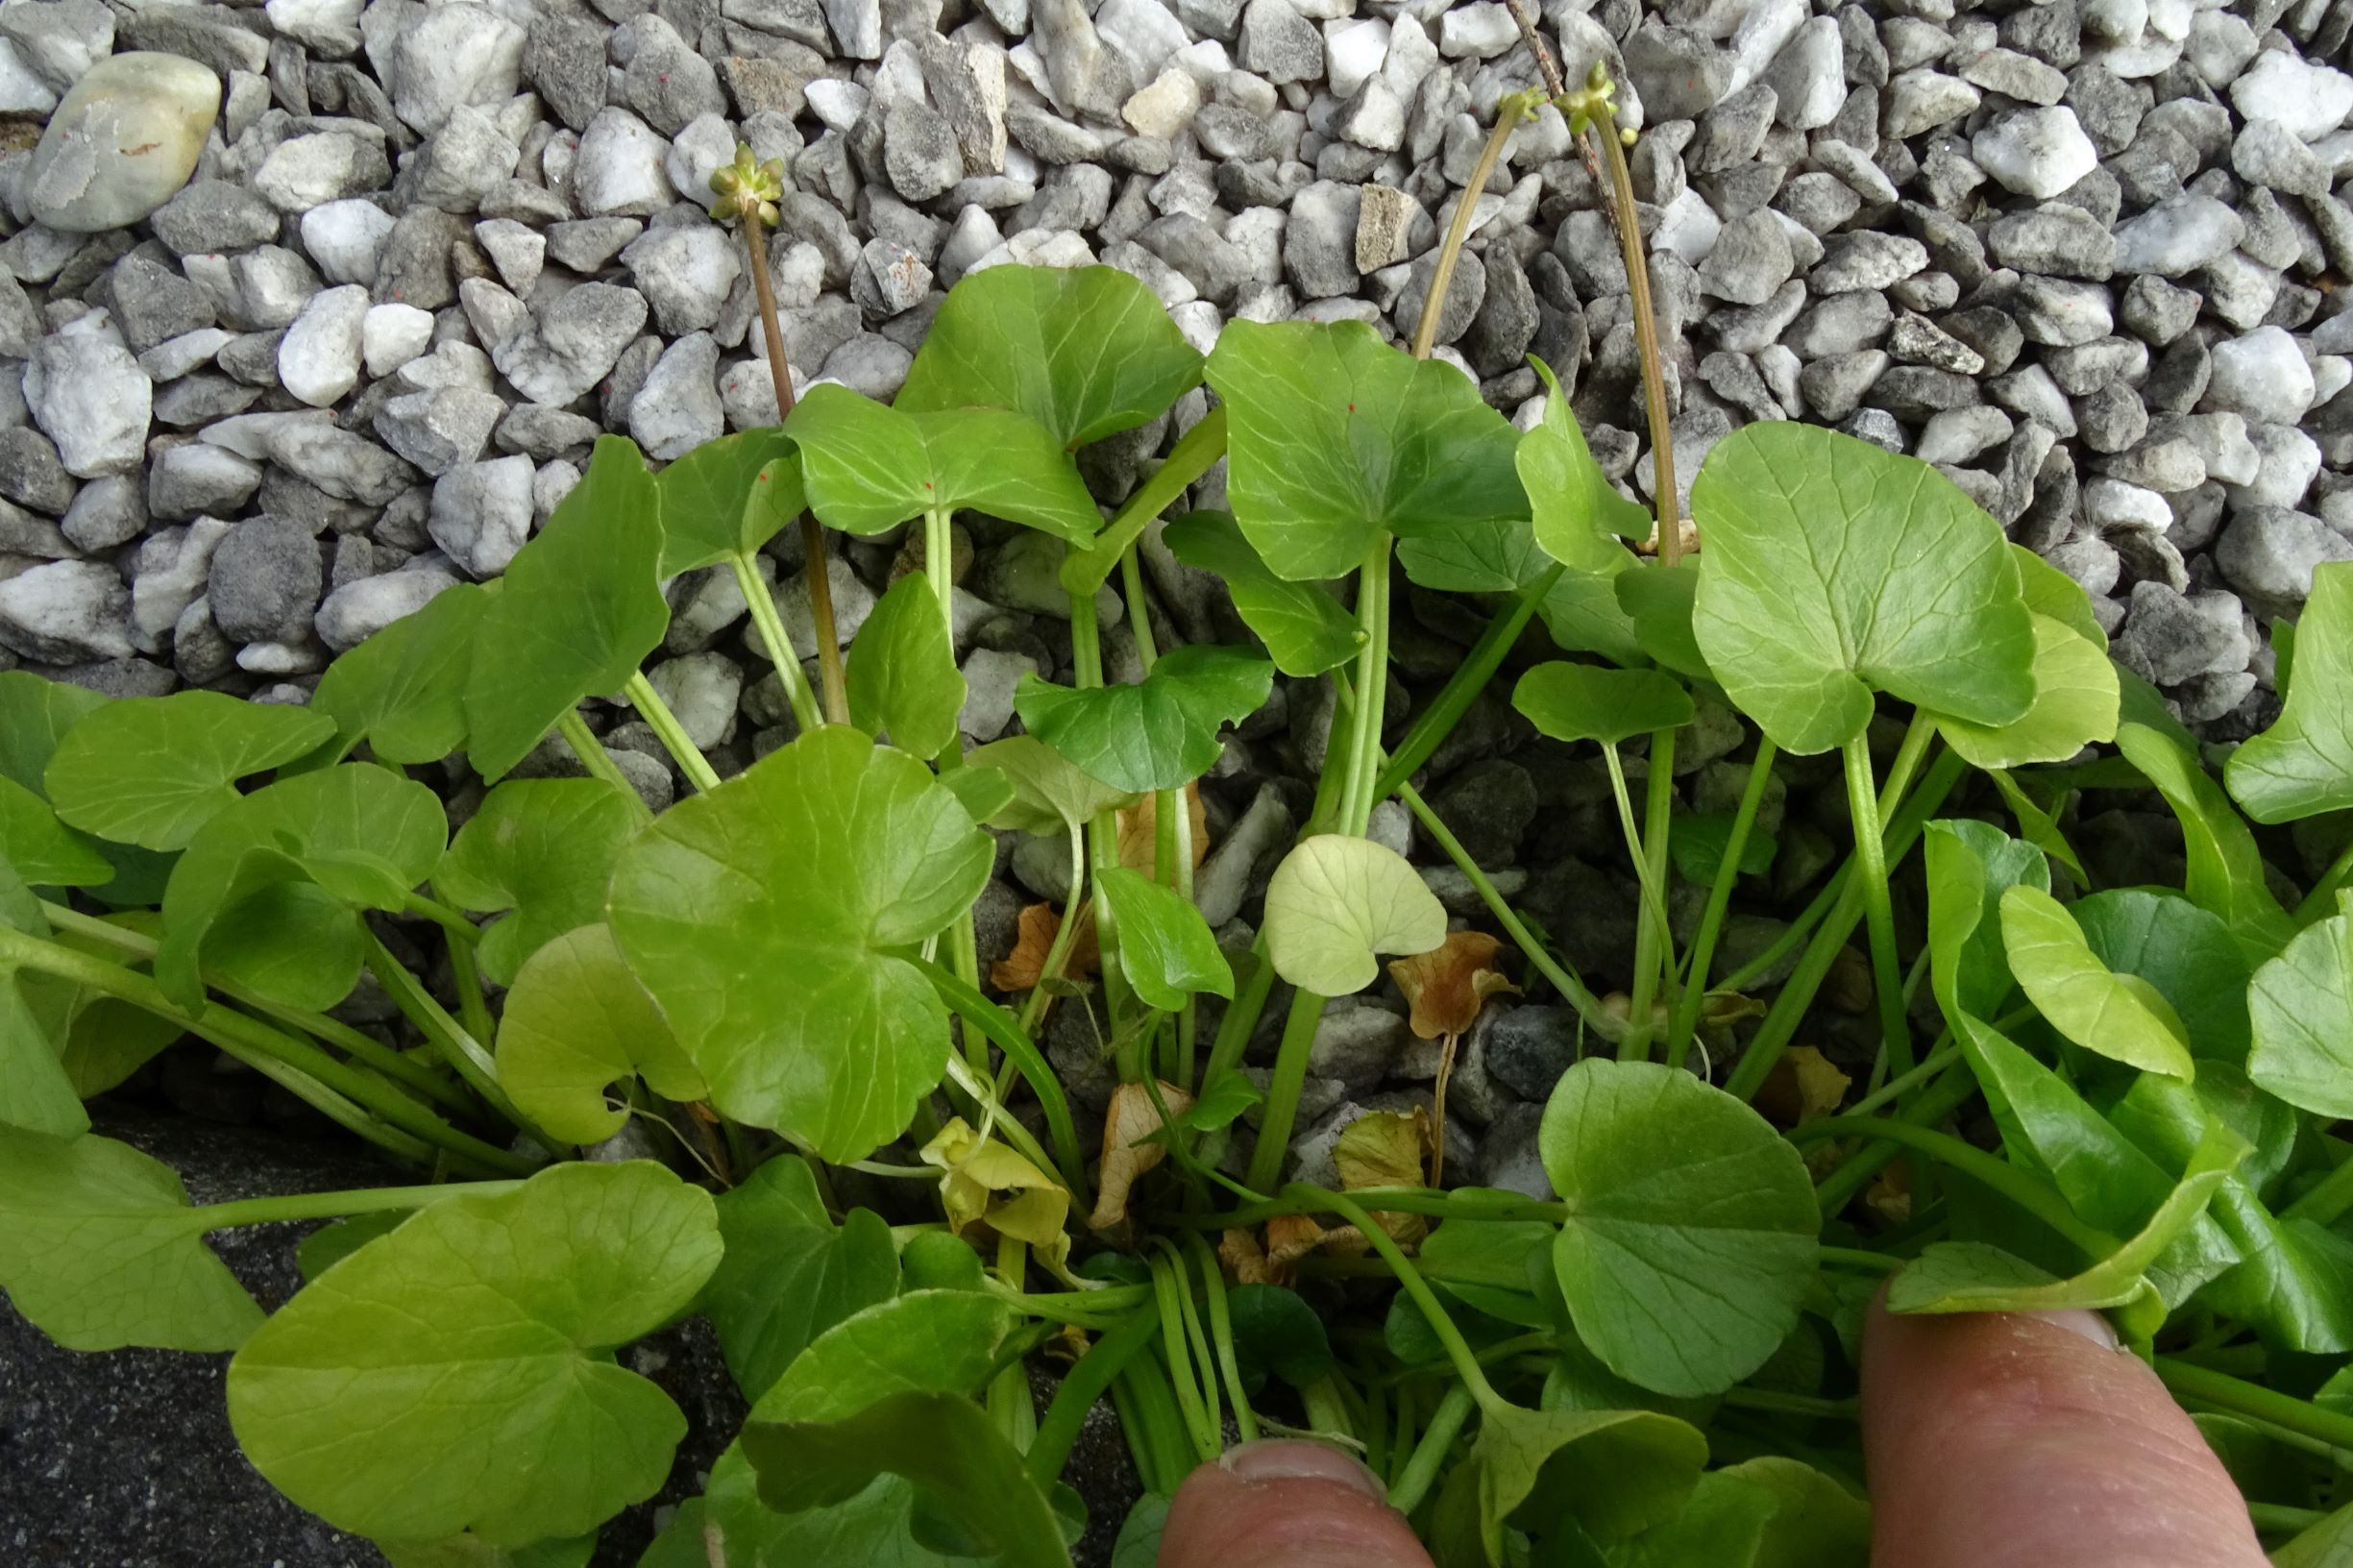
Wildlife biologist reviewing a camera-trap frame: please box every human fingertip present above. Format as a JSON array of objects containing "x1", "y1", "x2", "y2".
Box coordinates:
[
  {"x1": 1157, "y1": 1441, "x2": 1434, "y2": 1568},
  {"x1": 1218, "y1": 1438, "x2": 1388, "y2": 1497}
]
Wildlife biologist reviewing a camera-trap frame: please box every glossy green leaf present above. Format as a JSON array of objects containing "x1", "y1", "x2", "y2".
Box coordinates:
[
  {"x1": 2227, "y1": 561, "x2": 2353, "y2": 823},
  {"x1": 0, "y1": 774, "x2": 109, "y2": 886},
  {"x1": 196, "y1": 873, "x2": 368, "y2": 1012},
  {"x1": 2114, "y1": 723, "x2": 2292, "y2": 963},
  {"x1": 308, "y1": 582, "x2": 488, "y2": 768},
  {"x1": 1163, "y1": 510, "x2": 1360, "y2": 677},
  {"x1": 2199, "y1": 1184, "x2": 2353, "y2": 1355},
  {"x1": 1110, "y1": 1495, "x2": 1169, "y2": 1568},
  {"x1": 964, "y1": 735, "x2": 1137, "y2": 836},
  {"x1": 2071, "y1": 890, "x2": 2250, "y2": 1062},
  {"x1": 1540, "y1": 1059, "x2": 1818, "y2": 1397},
  {"x1": 1204, "y1": 318, "x2": 1525, "y2": 581},
  {"x1": 44, "y1": 692, "x2": 334, "y2": 851},
  {"x1": 2274, "y1": 1501, "x2": 2353, "y2": 1568},
  {"x1": 228, "y1": 1163, "x2": 721, "y2": 1546},
  {"x1": 1610, "y1": 1465, "x2": 1778, "y2": 1568},
  {"x1": 436, "y1": 777, "x2": 642, "y2": 988},
  {"x1": 1937, "y1": 613, "x2": 2119, "y2": 770},
  {"x1": 0, "y1": 669, "x2": 107, "y2": 794},
  {"x1": 1395, "y1": 513, "x2": 1546, "y2": 594},
  {"x1": 846, "y1": 575, "x2": 964, "y2": 761},
  {"x1": 656, "y1": 429, "x2": 797, "y2": 576},
  {"x1": 1094, "y1": 866, "x2": 1231, "y2": 1010},
  {"x1": 1511, "y1": 663, "x2": 1693, "y2": 747},
  {"x1": 0, "y1": 1126, "x2": 260, "y2": 1350},
  {"x1": 896, "y1": 263, "x2": 1202, "y2": 450},
  {"x1": 785, "y1": 384, "x2": 1100, "y2": 543},
  {"x1": 2013, "y1": 544, "x2": 2107, "y2": 649},
  {"x1": 1723, "y1": 1458, "x2": 1872, "y2": 1568},
  {"x1": 1227, "y1": 1284, "x2": 1333, "y2": 1390},
  {"x1": 1014, "y1": 645, "x2": 1271, "y2": 793},
  {"x1": 495, "y1": 923, "x2": 707, "y2": 1144},
  {"x1": 1262, "y1": 834, "x2": 1447, "y2": 995},
  {"x1": 1668, "y1": 812, "x2": 1775, "y2": 885},
  {"x1": 1999, "y1": 885, "x2": 2195, "y2": 1080},
  {"x1": 1470, "y1": 1403, "x2": 1705, "y2": 1556},
  {"x1": 465, "y1": 436, "x2": 669, "y2": 781},
  {"x1": 1612, "y1": 562, "x2": 1710, "y2": 682},
  {"x1": 1520, "y1": 357, "x2": 1653, "y2": 569},
  {"x1": 2246, "y1": 900, "x2": 2353, "y2": 1118},
  {"x1": 749, "y1": 1288, "x2": 1016, "y2": 1424},
  {"x1": 640, "y1": 1445, "x2": 963, "y2": 1568},
  {"x1": 1688, "y1": 423, "x2": 2035, "y2": 755},
  {"x1": 936, "y1": 763, "x2": 1016, "y2": 826},
  {"x1": 1419, "y1": 1215, "x2": 1553, "y2": 1327},
  {"x1": 702, "y1": 1154, "x2": 899, "y2": 1403},
  {"x1": 607, "y1": 726, "x2": 992, "y2": 1161},
  {"x1": 155, "y1": 764, "x2": 446, "y2": 1014}
]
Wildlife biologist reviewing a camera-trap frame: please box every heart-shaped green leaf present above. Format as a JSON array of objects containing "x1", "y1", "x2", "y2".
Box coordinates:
[
  {"x1": 494, "y1": 922, "x2": 707, "y2": 1144},
  {"x1": 44, "y1": 692, "x2": 335, "y2": 851},
  {"x1": 2115, "y1": 723, "x2": 2292, "y2": 963},
  {"x1": 0, "y1": 1126, "x2": 260, "y2": 1350},
  {"x1": 701, "y1": 1154, "x2": 898, "y2": 1404},
  {"x1": 228, "y1": 1162, "x2": 720, "y2": 1546},
  {"x1": 1095, "y1": 866, "x2": 1232, "y2": 1010},
  {"x1": 437, "y1": 778, "x2": 645, "y2": 986},
  {"x1": 895, "y1": 263, "x2": 1203, "y2": 451},
  {"x1": 1999, "y1": 884, "x2": 2196, "y2": 1080},
  {"x1": 606, "y1": 726, "x2": 992, "y2": 1161},
  {"x1": 1667, "y1": 812, "x2": 1775, "y2": 886},
  {"x1": 0, "y1": 670, "x2": 107, "y2": 794},
  {"x1": 2228, "y1": 561, "x2": 2353, "y2": 823},
  {"x1": 0, "y1": 774, "x2": 110, "y2": 886},
  {"x1": 1015, "y1": 645, "x2": 1270, "y2": 794},
  {"x1": 1512, "y1": 663, "x2": 1694, "y2": 747},
  {"x1": 1520, "y1": 357, "x2": 1653, "y2": 568},
  {"x1": 1164, "y1": 511, "x2": 1361, "y2": 677},
  {"x1": 466, "y1": 436, "x2": 669, "y2": 781},
  {"x1": 1263, "y1": 834, "x2": 1447, "y2": 996},
  {"x1": 1205, "y1": 318, "x2": 1526, "y2": 581},
  {"x1": 656, "y1": 429, "x2": 799, "y2": 576},
  {"x1": 1689, "y1": 423, "x2": 2036, "y2": 755},
  {"x1": 964, "y1": 735, "x2": 1137, "y2": 836},
  {"x1": 1540, "y1": 1059, "x2": 1819, "y2": 1398},
  {"x1": 1227, "y1": 1283, "x2": 1334, "y2": 1390},
  {"x1": 846, "y1": 575, "x2": 964, "y2": 761},
  {"x1": 786, "y1": 384, "x2": 1101, "y2": 543},
  {"x1": 2247, "y1": 899, "x2": 2353, "y2": 1119},
  {"x1": 750, "y1": 1289, "x2": 1017, "y2": 1425},
  {"x1": 1937, "y1": 612, "x2": 2119, "y2": 770},
  {"x1": 308, "y1": 582, "x2": 487, "y2": 768}
]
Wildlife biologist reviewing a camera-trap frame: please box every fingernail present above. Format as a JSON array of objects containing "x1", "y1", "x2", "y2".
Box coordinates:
[
  {"x1": 2027, "y1": 1308, "x2": 2120, "y2": 1351},
  {"x1": 1220, "y1": 1440, "x2": 1387, "y2": 1499}
]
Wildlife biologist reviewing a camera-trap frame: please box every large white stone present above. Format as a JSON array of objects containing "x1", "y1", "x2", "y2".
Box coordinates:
[
  {"x1": 25, "y1": 52, "x2": 219, "y2": 233},
  {"x1": 26, "y1": 329, "x2": 149, "y2": 478},
  {"x1": 1972, "y1": 107, "x2": 2100, "y2": 199},
  {"x1": 279, "y1": 284, "x2": 370, "y2": 407},
  {"x1": 2229, "y1": 48, "x2": 2353, "y2": 143}
]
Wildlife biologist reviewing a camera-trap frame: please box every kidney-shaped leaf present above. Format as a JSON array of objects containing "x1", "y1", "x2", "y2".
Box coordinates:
[
  {"x1": 466, "y1": 436, "x2": 669, "y2": 782},
  {"x1": 1512, "y1": 663, "x2": 1693, "y2": 747},
  {"x1": 896, "y1": 263, "x2": 1203, "y2": 451},
  {"x1": 607, "y1": 726, "x2": 992, "y2": 1161},
  {"x1": 2247, "y1": 900, "x2": 2353, "y2": 1119},
  {"x1": 1937, "y1": 612, "x2": 2118, "y2": 770},
  {"x1": 1689, "y1": 424, "x2": 2035, "y2": 755},
  {"x1": 1520, "y1": 357, "x2": 1653, "y2": 569},
  {"x1": 701, "y1": 1154, "x2": 898, "y2": 1404},
  {"x1": 1264, "y1": 834, "x2": 1447, "y2": 996},
  {"x1": 308, "y1": 581, "x2": 487, "y2": 768},
  {"x1": 751, "y1": 1288, "x2": 1016, "y2": 1426},
  {"x1": 786, "y1": 384, "x2": 1100, "y2": 543},
  {"x1": 1015, "y1": 645, "x2": 1271, "y2": 794},
  {"x1": 965, "y1": 735, "x2": 1138, "y2": 836},
  {"x1": 2228, "y1": 561, "x2": 2353, "y2": 824},
  {"x1": 1163, "y1": 511, "x2": 1361, "y2": 677},
  {"x1": 228, "y1": 1162, "x2": 719, "y2": 1547},
  {"x1": 656, "y1": 429, "x2": 797, "y2": 576},
  {"x1": 1205, "y1": 319, "x2": 1526, "y2": 581},
  {"x1": 1999, "y1": 884, "x2": 2195, "y2": 1081},
  {"x1": 1540, "y1": 1059, "x2": 1819, "y2": 1398},
  {"x1": 1095, "y1": 866, "x2": 1232, "y2": 1010},
  {"x1": 495, "y1": 923, "x2": 707, "y2": 1144},
  {"x1": 846, "y1": 575, "x2": 964, "y2": 761},
  {"x1": 0, "y1": 1126, "x2": 261, "y2": 1351},
  {"x1": 45, "y1": 692, "x2": 334, "y2": 851},
  {"x1": 437, "y1": 777, "x2": 643, "y2": 987}
]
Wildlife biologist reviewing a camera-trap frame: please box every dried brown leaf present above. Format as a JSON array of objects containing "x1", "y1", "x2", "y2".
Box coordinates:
[
  {"x1": 1086, "y1": 1079, "x2": 1195, "y2": 1231},
  {"x1": 1387, "y1": 930, "x2": 1519, "y2": 1040},
  {"x1": 989, "y1": 900, "x2": 1099, "y2": 992},
  {"x1": 1117, "y1": 784, "x2": 1209, "y2": 875},
  {"x1": 1756, "y1": 1044, "x2": 1851, "y2": 1128}
]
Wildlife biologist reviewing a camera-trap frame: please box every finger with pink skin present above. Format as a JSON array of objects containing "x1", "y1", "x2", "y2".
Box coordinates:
[
  {"x1": 1155, "y1": 1440, "x2": 1435, "y2": 1568},
  {"x1": 1864, "y1": 1301, "x2": 2267, "y2": 1568}
]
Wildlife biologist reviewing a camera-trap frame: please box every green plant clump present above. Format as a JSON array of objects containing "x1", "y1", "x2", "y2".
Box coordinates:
[{"x1": 8, "y1": 131, "x2": 2353, "y2": 1568}]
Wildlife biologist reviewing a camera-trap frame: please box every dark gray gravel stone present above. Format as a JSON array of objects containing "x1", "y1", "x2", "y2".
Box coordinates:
[{"x1": 208, "y1": 515, "x2": 324, "y2": 645}]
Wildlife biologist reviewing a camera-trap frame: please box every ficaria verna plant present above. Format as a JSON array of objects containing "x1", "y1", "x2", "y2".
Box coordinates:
[{"x1": 9, "y1": 105, "x2": 2353, "y2": 1568}]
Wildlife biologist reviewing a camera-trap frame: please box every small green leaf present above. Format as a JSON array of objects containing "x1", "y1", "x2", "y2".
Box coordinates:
[
  {"x1": 2115, "y1": 723, "x2": 2292, "y2": 963},
  {"x1": 1205, "y1": 318, "x2": 1526, "y2": 581},
  {"x1": 1419, "y1": 1214, "x2": 1553, "y2": 1327},
  {"x1": 1014, "y1": 645, "x2": 1271, "y2": 793},
  {"x1": 308, "y1": 582, "x2": 487, "y2": 768},
  {"x1": 751, "y1": 1288, "x2": 1015, "y2": 1423},
  {"x1": 1611, "y1": 562, "x2": 1710, "y2": 682},
  {"x1": 656, "y1": 429, "x2": 797, "y2": 576},
  {"x1": 0, "y1": 669, "x2": 107, "y2": 794},
  {"x1": 44, "y1": 692, "x2": 335, "y2": 851},
  {"x1": 846, "y1": 575, "x2": 965, "y2": 761},
  {"x1": 1999, "y1": 884, "x2": 2196, "y2": 1080},
  {"x1": 436, "y1": 777, "x2": 643, "y2": 988},
  {"x1": 2247, "y1": 901, "x2": 2353, "y2": 1119},
  {"x1": 1540, "y1": 1059, "x2": 1819, "y2": 1397},
  {"x1": 1262, "y1": 834, "x2": 1447, "y2": 996},
  {"x1": 1689, "y1": 423, "x2": 2036, "y2": 755},
  {"x1": 1519, "y1": 357, "x2": 1653, "y2": 569},
  {"x1": 1110, "y1": 1495, "x2": 1170, "y2": 1568},
  {"x1": 0, "y1": 1126, "x2": 260, "y2": 1350},
  {"x1": 1163, "y1": 511, "x2": 1361, "y2": 677},
  {"x1": 228, "y1": 1163, "x2": 721, "y2": 1547},
  {"x1": 1395, "y1": 514, "x2": 1547, "y2": 595},
  {"x1": 2013, "y1": 544, "x2": 2108, "y2": 649},
  {"x1": 1226, "y1": 1284, "x2": 1333, "y2": 1390},
  {"x1": 786, "y1": 384, "x2": 1101, "y2": 543},
  {"x1": 1094, "y1": 866, "x2": 1231, "y2": 1010},
  {"x1": 0, "y1": 774, "x2": 110, "y2": 886},
  {"x1": 1511, "y1": 663, "x2": 1693, "y2": 747},
  {"x1": 1936, "y1": 613, "x2": 2119, "y2": 770},
  {"x1": 2071, "y1": 890, "x2": 2250, "y2": 1063},
  {"x1": 965, "y1": 735, "x2": 1139, "y2": 836},
  {"x1": 606, "y1": 726, "x2": 992, "y2": 1161},
  {"x1": 702, "y1": 1155, "x2": 899, "y2": 1403},
  {"x1": 937, "y1": 762, "x2": 1016, "y2": 826},
  {"x1": 465, "y1": 436, "x2": 669, "y2": 781},
  {"x1": 1668, "y1": 812, "x2": 1775, "y2": 885},
  {"x1": 895, "y1": 264, "x2": 1203, "y2": 451},
  {"x1": 2228, "y1": 561, "x2": 2353, "y2": 823},
  {"x1": 642, "y1": 1446, "x2": 964, "y2": 1568},
  {"x1": 1469, "y1": 1403, "x2": 1706, "y2": 1556},
  {"x1": 495, "y1": 923, "x2": 707, "y2": 1144}
]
